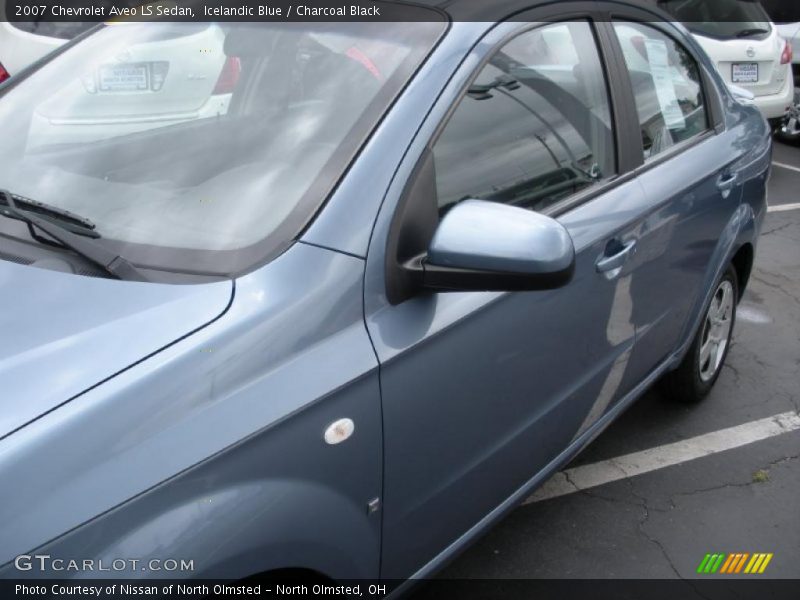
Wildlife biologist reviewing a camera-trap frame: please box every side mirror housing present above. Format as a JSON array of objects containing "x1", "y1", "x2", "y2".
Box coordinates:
[{"x1": 415, "y1": 199, "x2": 575, "y2": 292}]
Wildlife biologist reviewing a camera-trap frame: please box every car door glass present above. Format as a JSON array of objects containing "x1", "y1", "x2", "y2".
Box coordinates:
[
  {"x1": 613, "y1": 22, "x2": 709, "y2": 160},
  {"x1": 433, "y1": 21, "x2": 615, "y2": 216}
]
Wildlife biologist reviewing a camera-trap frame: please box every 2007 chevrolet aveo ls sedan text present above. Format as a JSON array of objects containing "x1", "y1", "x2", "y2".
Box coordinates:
[{"x1": 0, "y1": 0, "x2": 771, "y2": 589}]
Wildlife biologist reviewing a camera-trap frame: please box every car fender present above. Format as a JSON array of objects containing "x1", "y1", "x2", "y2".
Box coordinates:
[
  {"x1": 0, "y1": 244, "x2": 382, "y2": 580},
  {"x1": 1, "y1": 368, "x2": 383, "y2": 582},
  {"x1": 2, "y1": 477, "x2": 375, "y2": 580},
  {"x1": 669, "y1": 201, "x2": 758, "y2": 369}
]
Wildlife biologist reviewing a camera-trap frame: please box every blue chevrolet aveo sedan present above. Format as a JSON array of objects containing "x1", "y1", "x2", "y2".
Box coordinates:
[{"x1": 0, "y1": 0, "x2": 770, "y2": 589}]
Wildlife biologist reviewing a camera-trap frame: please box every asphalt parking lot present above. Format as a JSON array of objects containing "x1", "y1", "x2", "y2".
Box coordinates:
[{"x1": 427, "y1": 139, "x2": 800, "y2": 582}]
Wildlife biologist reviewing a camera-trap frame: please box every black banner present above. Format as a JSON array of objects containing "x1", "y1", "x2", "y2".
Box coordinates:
[
  {"x1": 4, "y1": 579, "x2": 800, "y2": 600},
  {"x1": 3, "y1": 0, "x2": 799, "y2": 23}
]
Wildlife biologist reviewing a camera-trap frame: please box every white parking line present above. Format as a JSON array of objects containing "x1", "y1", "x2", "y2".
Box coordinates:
[
  {"x1": 523, "y1": 411, "x2": 800, "y2": 504},
  {"x1": 772, "y1": 161, "x2": 800, "y2": 174},
  {"x1": 767, "y1": 202, "x2": 800, "y2": 213}
]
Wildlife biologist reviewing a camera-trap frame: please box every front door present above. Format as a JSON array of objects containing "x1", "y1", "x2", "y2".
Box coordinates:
[{"x1": 364, "y1": 18, "x2": 654, "y2": 579}]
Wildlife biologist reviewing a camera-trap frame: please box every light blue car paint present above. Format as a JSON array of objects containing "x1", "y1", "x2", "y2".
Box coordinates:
[
  {"x1": 303, "y1": 21, "x2": 496, "y2": 257},
  {"x1": 0, "y1": 261, "x2": 233, "y2": 439},
  {"x1": 0, "y1": 244, "x2": 381, "y2": 578},
  {"x1": 0, "y1": 2, "x2": 770, "y2": 587},
  {"x1": 427, "y1": 199, "x2": 575, "y2": 275}
]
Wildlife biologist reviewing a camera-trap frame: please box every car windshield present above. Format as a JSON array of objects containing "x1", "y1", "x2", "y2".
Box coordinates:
[
  {"x1": 760, "y1": 0, "x2": 800, "y2": 24},
  {"x1": 658, "y1": 0, "x2": 772, "y2": 39},
  {"x1": 0, "y1": 20, "x2": 444, "y2": 279}
]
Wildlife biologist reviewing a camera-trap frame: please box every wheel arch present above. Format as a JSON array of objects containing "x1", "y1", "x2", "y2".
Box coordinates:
[
  {"x1": 730, "y1": 242, "x2": 754, "y2": 301},
  {"x1": 669, "y1": 202, "x2": 758, "y2": 369}
]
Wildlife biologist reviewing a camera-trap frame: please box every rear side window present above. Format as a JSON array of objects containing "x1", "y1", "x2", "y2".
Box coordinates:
[
  {"x1": 613, "y1": 22, "x2": 709, "y2": 160},
  {"x1": 433, "y1": 21, "x2": 615, "y2": 216}
]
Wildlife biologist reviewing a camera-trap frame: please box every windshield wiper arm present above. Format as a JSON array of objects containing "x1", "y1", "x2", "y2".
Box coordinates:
[{"x1": 0, "y1": 190, "x2": 147, "y2": 282}]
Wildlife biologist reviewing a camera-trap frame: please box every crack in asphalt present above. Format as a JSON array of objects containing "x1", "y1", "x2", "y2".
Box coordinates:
[
  {"x1": 751, "y1": 273, "x2": 800, "y2": 306},
  {"x1": 562, "y1": 469, "x2": 580, "y2": 495},
  {"x1": 523, "y1": 429, "x2": 800, "y2": 586},
  {"x1": 569, "y1": 470, "x2": 690, "y2": 583},
  {"x1": 668, "y1": 453, "x2": 800, "y2": 503},
  {"x1": 566, "y1": 445, "x2": 799, "y2": 589},
  {"x1": 760, "y1": 222, "x2": 794, "y2": 237},
  {"x1": 624, "y1": 478, "x2": 713, "y2": 599},
  {"x1": 721, "y1": 362, "x2": 742, "y2": 387},
  {"x1": 609, "y1": 463, "x2": 692, "y2": 587},
  {"x1": 723, "y1": 344, "x2": 799, "y2": 413},
  {"x1": 776, "y1": 390, "x2": 800, "y2": 415},
  {"x1": 625, "y1": 450, "x2": 797, "y2": 599}
]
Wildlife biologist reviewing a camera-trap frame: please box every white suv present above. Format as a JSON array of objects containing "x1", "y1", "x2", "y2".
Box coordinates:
[
  {"x1": 761, "y1": 0, "x2": 800, "y2": 76},
  {"x1": 0, "y1": 22, "x2": 79, "y2": 80},
  {"x1": 658, "y1": 0, "x2": 794, "y2": 129},
  {"x1": 0, "y1": 21, "x2": 235, "y2": 146},
  {"x1": 761, "y1": 0, "x2": 800, "y2": 142}
]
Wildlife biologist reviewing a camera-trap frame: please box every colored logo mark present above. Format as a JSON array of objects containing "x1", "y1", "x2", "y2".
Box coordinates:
[{"x1": 697, "y1": 553, "x2": 774, "y2": 574}]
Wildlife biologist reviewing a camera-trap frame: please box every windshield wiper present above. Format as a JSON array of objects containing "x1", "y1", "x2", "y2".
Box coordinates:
[
  {"x1": 735, "y1": 28, "x2": 769, "y2": 38},
  {"x1": 0, "y1": 192, "x2": 99, "y2": 236},
  {"x1": 0, "y1": 190, "x2": 147, "y2": 281}
]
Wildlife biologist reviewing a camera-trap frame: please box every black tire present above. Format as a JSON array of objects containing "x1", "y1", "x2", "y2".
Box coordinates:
[
  {"x1": 661, "y1": 264, "x2": 738, "y2": 404},
  {"x1": 775, "y1": 87, "x2": 800, "y2": 145}
]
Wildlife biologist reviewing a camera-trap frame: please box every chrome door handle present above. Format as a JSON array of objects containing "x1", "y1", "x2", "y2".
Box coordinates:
[{"x1": 596, "y1": 239, "x2": 637, "y2": 274}]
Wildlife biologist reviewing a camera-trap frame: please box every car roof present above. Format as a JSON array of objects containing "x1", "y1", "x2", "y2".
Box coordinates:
[{"x1": 412, "y1": 0, "x2": 663, "y2": 22}]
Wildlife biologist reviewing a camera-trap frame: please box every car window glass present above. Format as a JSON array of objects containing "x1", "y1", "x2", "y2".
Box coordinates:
[
  {"x1": 0, "y1": 21, "x2": 444, "y2": 277},
  {"x1": 433, "y1": 21, "x2": 615, "y2": 216},
  {"x1": 613, "y1": 22, "x2": 709, "y2": 160},
  {"x1": 657, "y1": 0, "x2": 772, "y2": 40}
]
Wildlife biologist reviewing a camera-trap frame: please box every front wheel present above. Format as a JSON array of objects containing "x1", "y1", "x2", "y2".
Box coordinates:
[
  {"x1": 661, "y1": 265, "x2": 738, "y2": 403},
  {"x1": 776, "y1": 88, "x2": 800, "y2": 145}
]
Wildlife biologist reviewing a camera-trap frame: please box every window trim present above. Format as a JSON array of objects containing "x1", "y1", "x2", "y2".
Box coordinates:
[
  {"x1": 602, "y1": 1, "x2": 726, "y2": 133},
  {"x1": 550, "y1": 13, "x2": 725, "y2": 208},
  {"x1": 385, "y1": 8, "x2": 632, "y2": 304},
  {"x1": 612, "y1": 19, "x2": 714, "y2": 160},
  {"x1": 427, "y1": 16, "x2": 624, "y2": 184},
  {"x1": 385, "y1": 3, "x2": 729, "y2": 303},
  {"x1": 599, "y1": 8, "x2": 725, "y2": 173}
]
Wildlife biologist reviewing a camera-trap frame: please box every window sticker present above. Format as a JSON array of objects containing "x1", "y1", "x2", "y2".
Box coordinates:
[{"x1": 644, "y1": 39, "x2": 686, "y2": 130}]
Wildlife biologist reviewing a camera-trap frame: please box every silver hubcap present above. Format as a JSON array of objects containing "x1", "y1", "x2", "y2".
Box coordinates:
[
  {"x1": 781, "y1": 96, "x2": 800, "y2": 136},
  {"x1": 699, "y1": 280, "x2": 734, "y2": 382},
  {"x1": 782, "y1": 114, "x2": 800, "y2": 137}
]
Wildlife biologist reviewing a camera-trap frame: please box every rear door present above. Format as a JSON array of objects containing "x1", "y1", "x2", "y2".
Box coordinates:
[{"x1": 603, "y1": 12, "x2": 747, "y2": 395}]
